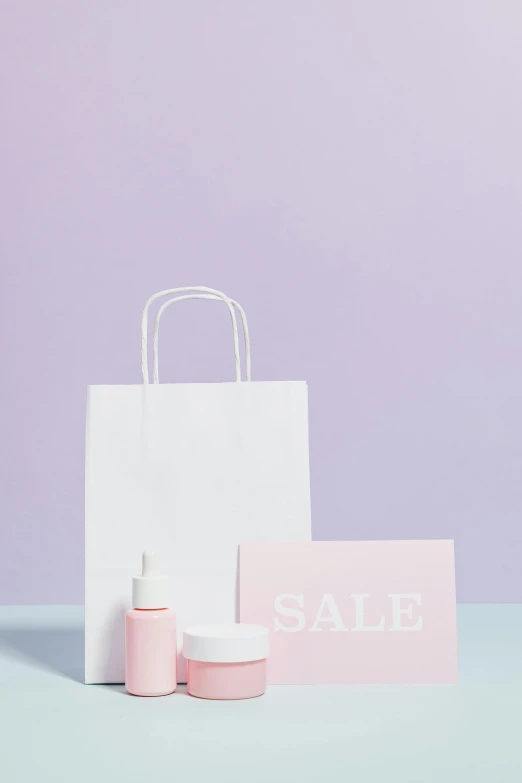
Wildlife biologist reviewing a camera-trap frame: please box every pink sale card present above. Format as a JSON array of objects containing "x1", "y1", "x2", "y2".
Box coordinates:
[{"x1": 240, "y1": 541, "x2": 457, "y2": 684}]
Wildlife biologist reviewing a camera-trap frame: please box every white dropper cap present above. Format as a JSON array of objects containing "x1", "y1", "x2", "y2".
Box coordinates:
[{"x1": 132, "y1": 550, "x2": 169, "y2": 609}]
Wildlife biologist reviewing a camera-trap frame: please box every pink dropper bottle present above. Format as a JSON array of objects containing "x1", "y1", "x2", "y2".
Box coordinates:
[{"x1": 125, "y1": 550, "x2": 177, "y2": 696}]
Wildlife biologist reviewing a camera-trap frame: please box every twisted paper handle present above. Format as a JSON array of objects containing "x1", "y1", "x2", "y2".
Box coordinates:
[{"x1": 141, "y1": 287, "x2": 251, "y2": 384}]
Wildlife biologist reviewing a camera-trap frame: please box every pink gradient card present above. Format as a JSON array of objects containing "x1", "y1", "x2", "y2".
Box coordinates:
[{"x1": 240, "y1": 541, "x2": 457, "y2": 684}]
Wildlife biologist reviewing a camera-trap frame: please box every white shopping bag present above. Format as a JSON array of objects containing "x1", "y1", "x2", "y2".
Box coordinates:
[{"x1": 85, "y1": 287, "x2": 312, "y2": 683}]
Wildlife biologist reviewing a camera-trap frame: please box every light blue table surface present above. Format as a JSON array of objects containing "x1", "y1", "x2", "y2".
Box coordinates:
[{"x1": 1, "y1": 605, "x2": 521, "y2": 782}]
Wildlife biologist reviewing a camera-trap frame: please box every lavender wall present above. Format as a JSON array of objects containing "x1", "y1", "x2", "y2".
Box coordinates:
[{"x1": 1, "y1": 2, "x2": 522, "y2": 604}]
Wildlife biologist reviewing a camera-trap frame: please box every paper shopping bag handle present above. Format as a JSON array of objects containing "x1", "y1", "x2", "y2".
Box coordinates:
[
  {"x1": 152, "y1": 294, "x2": 251, "y2": 384},
  {"x1": 141, "y1": 287, "x2": 250, "y2": 384}
]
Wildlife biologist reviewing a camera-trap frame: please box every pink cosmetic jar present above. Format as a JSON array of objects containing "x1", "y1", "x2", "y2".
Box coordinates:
[{"x1": 183, "y1": 623, "x2": 270, "y2": 700}]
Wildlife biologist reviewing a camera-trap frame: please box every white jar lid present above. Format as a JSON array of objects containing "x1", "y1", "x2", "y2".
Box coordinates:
[{"x1": 183, "y1": 623, "x2": 270, "y2": 663}]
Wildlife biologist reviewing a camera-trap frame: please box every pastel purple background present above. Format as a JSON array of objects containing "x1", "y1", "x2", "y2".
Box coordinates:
[{"x1": 1, "y1": 2, "x2": 521, "y2": 604}]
